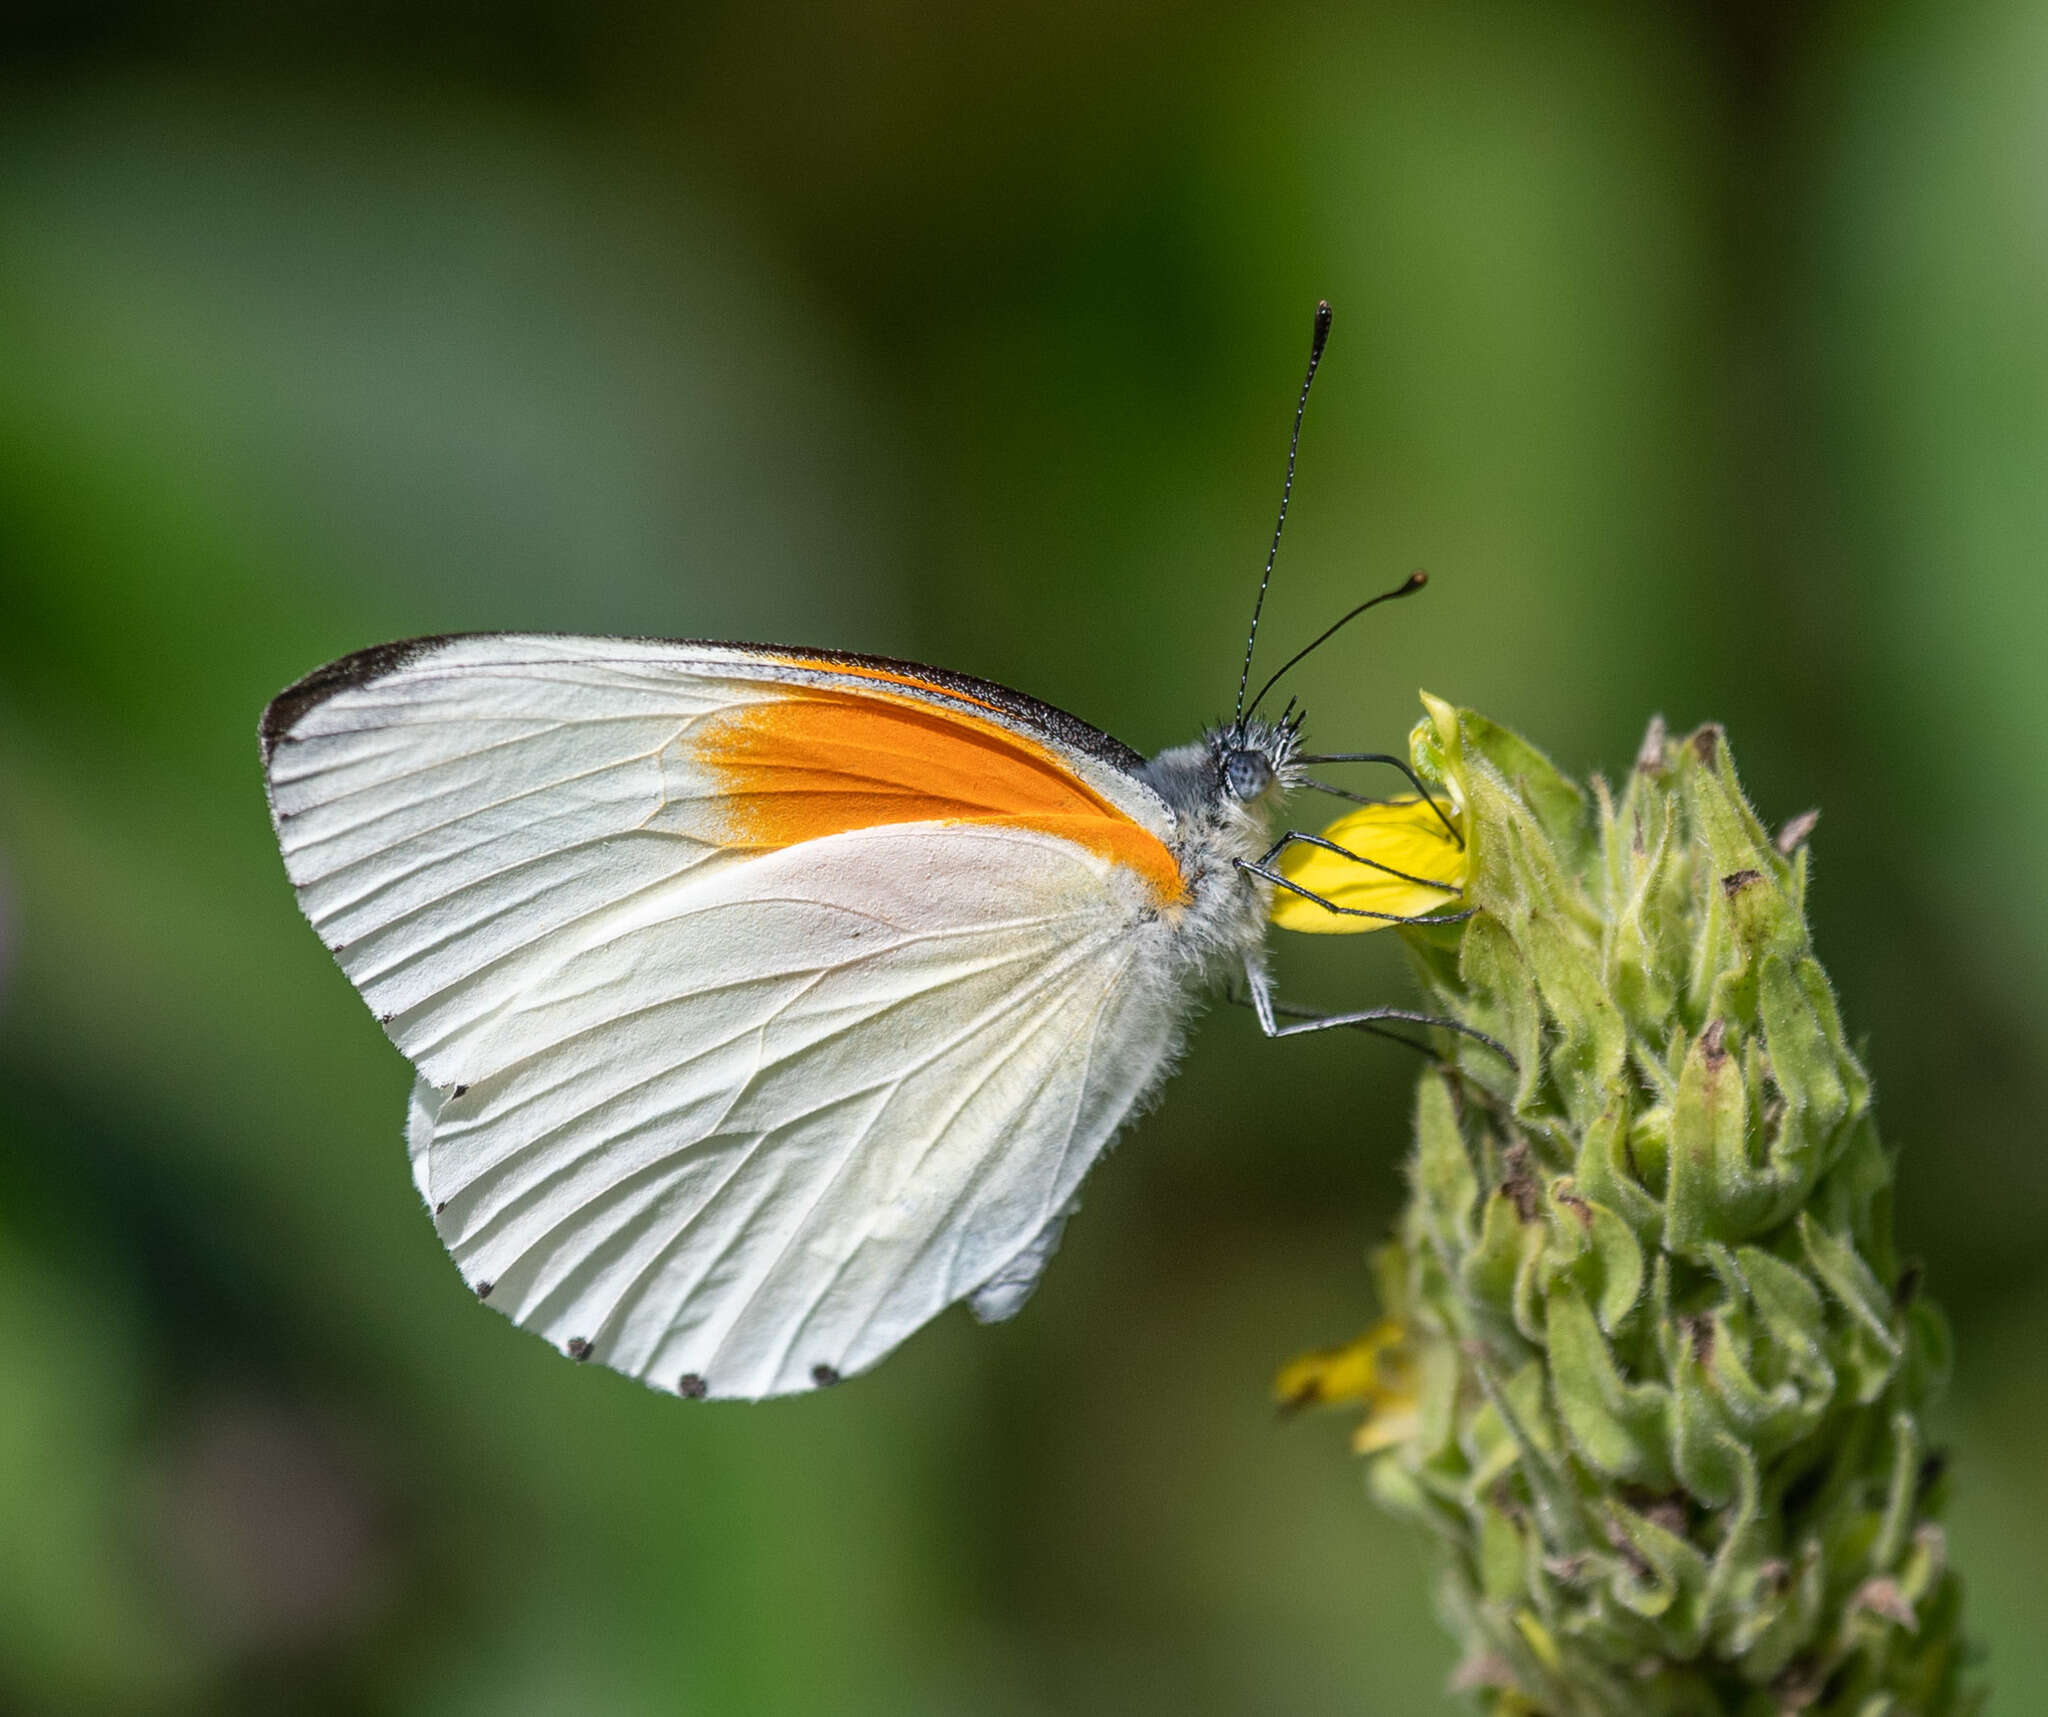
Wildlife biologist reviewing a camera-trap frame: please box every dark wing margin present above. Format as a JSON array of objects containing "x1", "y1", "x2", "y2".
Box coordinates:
[
  {"x1": 785, "y1": 643, "x2": 1153, "y2": 777},
  {"x1": 257, "y1": 633, "x2": 1153, "y2": 778},
  {"x1": 259, "y1": 634, "x2": 461, "y2": 762}
]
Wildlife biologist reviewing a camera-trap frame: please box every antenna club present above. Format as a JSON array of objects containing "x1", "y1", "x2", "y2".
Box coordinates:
[
  {"x1": 1311, "y1": 300, "x2": 1333, "y2": 358},
  {"x1": 1242, "y1": 570, "x2": 1436, "y2": 720}
]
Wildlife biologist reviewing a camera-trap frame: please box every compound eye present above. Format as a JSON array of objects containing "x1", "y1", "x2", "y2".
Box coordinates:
[{"x1": 1224, "y1": 748, "x2": 1274, "y2": 800}]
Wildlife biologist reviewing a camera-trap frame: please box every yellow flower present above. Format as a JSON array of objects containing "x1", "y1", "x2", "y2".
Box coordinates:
[
  {"x1": 1273, "y1": 1317, "x2": 1421, "y2": 1454},
  {"x1": 1270, "y1": 792, "x2": 1467, "y2": 934}
]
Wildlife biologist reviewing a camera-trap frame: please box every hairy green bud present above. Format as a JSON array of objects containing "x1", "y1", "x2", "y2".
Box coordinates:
[{"x1": 1288, "y1": 701, "x2": 1976, "y2": 1717}]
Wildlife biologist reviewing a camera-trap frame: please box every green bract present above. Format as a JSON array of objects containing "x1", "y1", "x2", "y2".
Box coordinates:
[{"x1": 1362, "y1": 701, "x2": 1975, "y2": 1717}]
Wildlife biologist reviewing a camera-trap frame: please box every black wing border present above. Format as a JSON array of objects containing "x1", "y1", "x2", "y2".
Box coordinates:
[{"x1": 259, "y1": 633, "x2": 1152, "y2": 780}]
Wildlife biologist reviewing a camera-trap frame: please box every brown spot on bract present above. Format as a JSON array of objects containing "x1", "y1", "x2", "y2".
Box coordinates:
[
  {"x1": 1601, "y1": 1518, "x2": 1655, "y2": 1581},
  {"x1": 1634, "y1": 714, "x2": 1668, "y2": 775},
  {"x1": 811, "y1": 1363, "x2": 841, "y2": 1388},
  {"x1": 1720, "y1": 868, "x2": 1763, "y2": 898},
  {"x1": 475, "y1": 1280, "x2": 494, "y2": 1300},
  {"x1": 567, "y1": 1338, "x2": 593, "y2": 1362},
  {"x1": 1775, "y1": 808, "x2": 1820, "y2": 856},
  {"x1": 1541, "y1": 1553, "x2": 1590, "y2": 1586},
  {"x1": 1691, "y1": 725, "x2": 1721, "y2": 765},
  {"x1": 1700, "y1": 1019, "x2": 1729, "y2": 1065},
  {"x1": 1630, "y1": 1492, "x2": 1689, "y2": 1538},
  {"x1": 1854, "y1": 1577, "x2": 1917, "y2": 1629},
  {"x1": 1500, "y1": 1141, "x2": 1540, "y2": 1223},
  {"x1": 1446, "y1": 1653, "x2": 1519, "y2": 1694},
  {"x1": 1556, "y1": 1188, "x2": 1594, "y2": 1231},
  {"x1": 678, "y1": 1374, "x2": 708, "y2": 1399}
]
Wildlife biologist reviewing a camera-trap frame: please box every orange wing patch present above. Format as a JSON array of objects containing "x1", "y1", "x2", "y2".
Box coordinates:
[{"x1": 697, "y1": 686, "x2": 1185, "y2": 906}]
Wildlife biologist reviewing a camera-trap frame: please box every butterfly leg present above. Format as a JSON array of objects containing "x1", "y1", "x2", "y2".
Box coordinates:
[{"x1": 1238, "y1": 958, "x2": 1517, "y2": 1068}]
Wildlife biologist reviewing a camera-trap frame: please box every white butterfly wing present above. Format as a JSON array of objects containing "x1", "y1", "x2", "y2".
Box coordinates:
[
  {"x1": 412, "y1": 824, "x2": 1180, "y2": 1398},
  {"x1": 265, "y1": 635, "x2": 1190, "y2": 1398}
]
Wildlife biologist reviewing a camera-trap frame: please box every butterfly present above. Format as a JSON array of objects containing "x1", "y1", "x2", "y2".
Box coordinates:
[{"x1": 259, "y1": 303, "x2": 1472, "y2": 1400}]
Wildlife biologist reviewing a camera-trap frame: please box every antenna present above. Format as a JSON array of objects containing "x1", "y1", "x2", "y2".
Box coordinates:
[
  {"x1": 1233, "y1": 299, "x2": 1333, "y2": 726},
  {"x1": 1243, "y1": 570, "x2": 1427, "y2": 720}
]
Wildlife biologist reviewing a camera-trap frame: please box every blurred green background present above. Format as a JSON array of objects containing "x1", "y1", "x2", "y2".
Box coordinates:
[{"x1": 3, "y1": 2, "x2": 2046, "y2": 1711}]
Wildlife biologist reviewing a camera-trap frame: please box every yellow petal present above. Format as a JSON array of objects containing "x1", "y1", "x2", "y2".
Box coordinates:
[
  {"x1": 1271, "y1": 796, "x2": 1467, "y2": 934},
  {"x1": 1273, "y1": 1318, "x2": 1409, "y2": 1411}
]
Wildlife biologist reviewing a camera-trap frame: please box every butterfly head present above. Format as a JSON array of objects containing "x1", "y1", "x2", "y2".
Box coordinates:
[
  {"x1": 1139, "y1": 705, "x2": 1300, "y2": 831},
  {"x1": 1213, "y1": 705, "x2": 1306, "y2": 808},
  {"x1": 1139, "y1": 709, "x2": 1303, "y2": 882}
]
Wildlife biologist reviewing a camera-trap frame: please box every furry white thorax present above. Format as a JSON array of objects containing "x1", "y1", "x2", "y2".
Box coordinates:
[{"x1": 1138, "y1": 714, "x2": 1304, "y2": 992}]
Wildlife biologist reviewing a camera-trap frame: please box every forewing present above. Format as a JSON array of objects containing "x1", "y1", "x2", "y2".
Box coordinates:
[{"x1": 262, "y1": 634, "x2": 1178, "y2": 1088}]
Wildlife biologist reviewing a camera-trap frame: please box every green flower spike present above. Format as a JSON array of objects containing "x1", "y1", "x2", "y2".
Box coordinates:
[{"x1": 1280, "y1": 699, "x2": 1978, "y2": 1717}]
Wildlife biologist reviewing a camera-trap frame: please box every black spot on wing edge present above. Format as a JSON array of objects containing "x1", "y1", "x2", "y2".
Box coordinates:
[
  {"x1": 677, "y1": 1373, "x2": 708, "y2": 1399},
  {"x1": 567, "y1": 1337, "x2": 593, "y2": 1361},
  {"x1": 811, "y1": 1363, "x2": 841, "y2": 1388}
]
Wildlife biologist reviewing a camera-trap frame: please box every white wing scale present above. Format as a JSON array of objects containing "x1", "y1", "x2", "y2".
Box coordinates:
[{"x1": 267, "y1": 636, "x2": 1188, "y2": 1398}]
